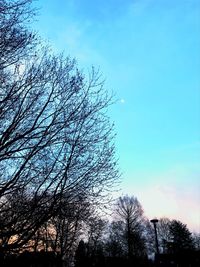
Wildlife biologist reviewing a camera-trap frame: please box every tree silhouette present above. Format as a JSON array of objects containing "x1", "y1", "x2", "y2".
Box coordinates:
[
  {"x1": 106, "y1": 220, "x2": 125, "y2": 258},
  {"x1": 169, "y1": 220, "x2": 194, "y2": 253},
  {"x1": 157, "y1": 217, "x2": 172, "y2": 253},
  {"x1": 75, "y1": 240, "x2": 88, "y2": 267},
  {"x1": 193, "y1": 232, "x2": 200, "y2": 251},
  {"x1": 0, "y1": 0, "x2": 36, "y2": 71},
  {"x1": 0, "y1": 0, "x2": 119, "y2": 253},
  {"x1": 115, "y1": 196, "x2": 146, "y2": 261}
]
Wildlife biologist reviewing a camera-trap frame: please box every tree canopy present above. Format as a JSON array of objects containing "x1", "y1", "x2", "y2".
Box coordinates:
[{"x1": 0, "y1": 0, "x2": 119, "y2": 252}]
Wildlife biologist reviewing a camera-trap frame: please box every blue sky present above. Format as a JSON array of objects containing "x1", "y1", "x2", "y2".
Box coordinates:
[{"x1": 33, "y1": 0, "x2": 200, "y2": 231}]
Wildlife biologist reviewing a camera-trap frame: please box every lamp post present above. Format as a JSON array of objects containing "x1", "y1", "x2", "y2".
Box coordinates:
[{"x1": 150, "y1": 219, "x2": 159, "y2": 254}]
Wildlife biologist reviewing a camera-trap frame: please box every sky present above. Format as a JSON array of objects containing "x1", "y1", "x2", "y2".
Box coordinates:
[{"x1": 33, "y1": 0, "x2": 200, "y2": 232}]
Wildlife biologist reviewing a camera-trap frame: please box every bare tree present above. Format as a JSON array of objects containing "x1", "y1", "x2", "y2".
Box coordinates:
[
  {"x1": 157, "y1": 217, "x2": 172, "y2": 253},
  {"x1": 26, "y1": 195, "x2": 91, "y2": 267},
  {"x1": 0, "y1": 1, "x2": 119, "y2": 253},
  {"x1": 0, "y1": 0, "x2": 36, "y2": 69},
  {"x1": 85, "y1": 216, "x2": 108, "y2": 267},
  {"x1": 87, "y1": 216, "x2": 107, "y2": 251},
  {"x1": 115, "y1": 195, "x2": 146, "y2": 260},
  {"x1": 106, "y1": 220, "x2": 126, "y2": 258},
  {"x1": 0, "y1": 53, "x2": 118, "y2": 252},
  {"x1": 50, "y1": 195, "x2": 91, "y2": 264}
]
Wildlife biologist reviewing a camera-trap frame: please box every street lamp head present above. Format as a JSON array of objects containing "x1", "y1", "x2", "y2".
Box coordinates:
[{"x1": 150, "y1": 219, "x2": 159, "y2": 224}]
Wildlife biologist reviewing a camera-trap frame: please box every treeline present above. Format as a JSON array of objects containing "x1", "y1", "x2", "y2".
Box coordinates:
[
  {"x1": 74, "y1": 196, "x2": 200, "y2": 267},
  {"x1": 1, "y1": 195, "x2": 200, "y2": 266}
]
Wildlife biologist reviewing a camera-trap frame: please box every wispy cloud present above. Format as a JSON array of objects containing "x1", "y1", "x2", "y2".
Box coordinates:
[{"x1": 122, "y1": 163, "x2": 200, "y2": 232}]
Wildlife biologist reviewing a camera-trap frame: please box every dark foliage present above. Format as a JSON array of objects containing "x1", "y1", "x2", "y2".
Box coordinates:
[{"x1": 168, "y1": 220, "x2": 194, "y2": 253}]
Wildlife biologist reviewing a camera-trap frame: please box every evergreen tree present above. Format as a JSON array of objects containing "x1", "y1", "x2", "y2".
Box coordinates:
[{"x1": 169, "y1": 220, "x2": 194, "y2": 253}]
